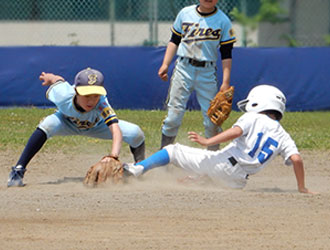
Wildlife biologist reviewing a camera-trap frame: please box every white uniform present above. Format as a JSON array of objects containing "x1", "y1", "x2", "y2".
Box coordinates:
[{"x1": 165, "y1": 112, "x2": 299, "y2": 189}]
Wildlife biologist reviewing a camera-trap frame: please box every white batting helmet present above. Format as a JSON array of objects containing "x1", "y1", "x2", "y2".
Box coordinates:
[{"x1": 237, "y1": 85, "x2": 286, "y2": 119}]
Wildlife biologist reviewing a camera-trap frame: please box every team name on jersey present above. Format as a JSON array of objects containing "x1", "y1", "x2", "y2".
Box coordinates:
[
  {"x1": 182, "y1": 22, "x2": 221, "y2": 43},
  {"x1": 66, "y1": 116, "x2": 99, "y2": 129}
]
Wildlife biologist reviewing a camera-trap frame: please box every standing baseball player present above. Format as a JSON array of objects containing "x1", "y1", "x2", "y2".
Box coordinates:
[
  {"x1": 7, "y1": 67, "x2": 145, "y2": 187},
  {"x1": 124, "y1": 85, "x2": 315, "y2": 194},
  {"x1": 158, "y1": 0, "x2": 236, "y2": 150}
]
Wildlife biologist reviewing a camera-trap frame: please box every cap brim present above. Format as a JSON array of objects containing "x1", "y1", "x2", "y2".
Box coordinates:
[{"x1": 75, "y1": 86, "x2": 107, "y2": 96}]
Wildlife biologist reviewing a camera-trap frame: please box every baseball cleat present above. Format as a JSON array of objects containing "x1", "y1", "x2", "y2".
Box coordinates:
[
  {"x1": 123, "y1": 163, "x2": 144, "y2": 177},
  {"x1": 7, "y1": 165, "x2": 26, "y2": 187}
]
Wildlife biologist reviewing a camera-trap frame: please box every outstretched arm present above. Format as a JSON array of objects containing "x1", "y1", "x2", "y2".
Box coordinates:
[
  {"x1": 291, "y1": 154, "x2": 317, "y2": 194},
  {"x1": 188, "y1": 126, "x2": 243, "y2": 147},
  {"x1": 39, "y1": 72, "x2": 64, "y2": 86}
]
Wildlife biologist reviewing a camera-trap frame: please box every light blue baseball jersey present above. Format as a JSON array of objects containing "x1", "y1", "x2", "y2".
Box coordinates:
[
  {"x1": 46, "y1": 81, "x2": 118, "y2": 129},
  {"x1": 172, "y1": 5, "x2": 236, "y2": 62}
]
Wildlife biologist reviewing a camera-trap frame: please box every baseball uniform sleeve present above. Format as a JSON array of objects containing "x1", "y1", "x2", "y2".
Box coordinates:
[
  {"x1": 220, "y1": 16, "x2": 236, "y2": 45},
  {"x1": 97, "y1": 96, "x2": 118, "y2": 126},
  {"x1": 279, "y1": 133, "x2": 300, "y2": 165},
  {"x1": 46, "y1": 81, "x2": 75, "y2": 106},
  {"x1": 171, "y1": 8, "x2": 184, "y2": 36},
  {"x1": 232, "y1": 113, "x2": 251, "y2": 136}
]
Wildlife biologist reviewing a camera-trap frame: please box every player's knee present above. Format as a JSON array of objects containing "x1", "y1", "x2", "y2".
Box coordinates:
[
  {"x1": 164, "y1": 107, "x2": 185, "y2": 126},
  {"x1": 163, "y1": 143, "x2": 180, "y2": 160},
  {"x1": 129, "y1": 125, "x2": 145, "y2": 147},
  {"x1": 38, "y1": 118, "x2": 57, "y2": 138},
  {"x1": 163, "y1": 114, "x2": 184, "y2": 135},
  {"x1": 166, "y1": 118, "x2": 182, "y2": 129}
]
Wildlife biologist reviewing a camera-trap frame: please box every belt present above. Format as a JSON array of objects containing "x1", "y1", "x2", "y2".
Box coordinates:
[
  {"x1": 180, "y1": 57, "x2": 212, "y2": 67},
  {"x1": 228, "y1": 156, "x2": 249, "y2": 179},
  {"x1": 188, "y1": 58, "x2": 206, "y2": 67},
  {"x1": 228, "y1": 156, "x2": 237, "y2": 166}
]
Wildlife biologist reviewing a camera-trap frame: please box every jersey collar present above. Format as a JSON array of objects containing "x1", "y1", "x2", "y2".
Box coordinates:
[{"x1": 195, "y1": 5, "x2": 218, "y2": 17}]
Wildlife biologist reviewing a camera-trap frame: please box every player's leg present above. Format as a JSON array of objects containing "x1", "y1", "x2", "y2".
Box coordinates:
[
  {"x1": 7, "y1": 128, "x2": 47, "y2": 187},
  {"x1": 161, "y1": 61, "x2": 194, "y2": 148},
  {"x1": 119, "y1": 120, "x2": 145, "y2": 162},
  {"x1": 195, "y1": 66, "x2": 221, "y2": 151},
  {"x1": 123, "y1": 148, "x2": 170, "y2": 176},
  {"x1": 8, "y1": 112, "x2": 67, "y2": 187},
  {"x1": 124, "y1": 143, "x2": 214, "y2": 177},
  {"x1": 125, "y1": 143, "x2": 248, "y2": 189},
  {"x1": 86, "y1": 120, "x2": 145, "y2": 163}
]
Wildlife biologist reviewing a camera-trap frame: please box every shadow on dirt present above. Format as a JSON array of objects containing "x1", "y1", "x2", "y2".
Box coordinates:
[{"x1": 40, "y1": 176, "x2": 84, "y2": 185}]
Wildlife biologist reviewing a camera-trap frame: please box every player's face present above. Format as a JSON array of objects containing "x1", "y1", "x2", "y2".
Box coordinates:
[
  {"x1": 199, "y1": 0, "x2": 218, "y2": 12},
  {"x1": 76, "y1": 94, "x2": 100, "y2": 112}
]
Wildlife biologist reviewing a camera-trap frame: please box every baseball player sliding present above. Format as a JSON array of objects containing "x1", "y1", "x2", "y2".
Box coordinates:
[
  {"x1": 158, "y1": 0, "x2": 236, "y2": 150},
  {"x1": 7, "y1": 68, "x2": 145, "y2": 187},
  {"x1": 124, "y1": 85, "x2": 316, "y2": 194}
]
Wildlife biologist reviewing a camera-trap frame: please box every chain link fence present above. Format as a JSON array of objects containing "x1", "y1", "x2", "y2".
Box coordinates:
[{"x1": 0, "y1": 0, "x2": 329, "y2": 47}]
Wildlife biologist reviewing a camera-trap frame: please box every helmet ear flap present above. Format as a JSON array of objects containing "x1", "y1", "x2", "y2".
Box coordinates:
[{"x1": 237, "y1": 99, "x2": 248, "y2": 112}]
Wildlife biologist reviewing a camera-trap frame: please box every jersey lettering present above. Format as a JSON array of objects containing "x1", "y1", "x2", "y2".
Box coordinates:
[
  {"x1": 182, "y1": 22, "x2": 221, "y2": 43},
  {"x1": 258, "y1": 137, "x2": 278, "y2": 163},
  {"x1": 248, "y1": 132, "x2": 279, "y2": 164},
  {"x1": 67, "y1": 116, "x2": 99, "y2": 129},
  {"x1": 248, "y1": 132, "x2": 263, "y2": 158}
]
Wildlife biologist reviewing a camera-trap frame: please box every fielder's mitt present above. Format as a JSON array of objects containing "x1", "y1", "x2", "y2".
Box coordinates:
[
  {"x1": 83, "y1": 156, "x2": 123, "y2": 187},
  {"x1": 207, "y1": 86, "x2": 234, "y2": 126}
]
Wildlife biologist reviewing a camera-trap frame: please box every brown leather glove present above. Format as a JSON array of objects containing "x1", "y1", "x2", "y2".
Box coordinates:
[
  {"x1": 83, "y1": 156, "x2": 123, "y2": 187},
  {"x1": 207, "y1": 86, "x2": 234, "y2": 126}
]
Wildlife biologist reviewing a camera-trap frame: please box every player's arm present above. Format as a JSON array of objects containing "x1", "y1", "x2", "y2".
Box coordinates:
[
  {"x1": 158, "y1": 30, "x2": 180, "y2": 81},
  {"x1": 188, "y1": 126, "x2": 242, "y2": 147},
  {"x1": 290, "y1": 154, "x2": 316, "y2": 194},
  {"x1": 219, "y1": 43, "x2": 234, "y2": 91},
  {"x1": 107, "y1": 122, "x2": 122, "y2": 160},
  {"x1": 99, "y1": 98, "x2": 122, "y2": 160},
  {"x1": 220, "y1": 58, "x2": 232, "y2": 91},
  {"x1": 39, "y1": 72, "x2": 65, "y2": 86}
]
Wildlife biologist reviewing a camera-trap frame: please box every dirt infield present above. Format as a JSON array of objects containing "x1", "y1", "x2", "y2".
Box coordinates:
[{"x1": 1, "y1": 149, "x2": 330, "y2": 250}]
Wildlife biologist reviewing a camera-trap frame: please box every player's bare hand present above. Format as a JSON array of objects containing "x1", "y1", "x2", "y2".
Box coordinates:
[
  {"x1": 188, "y1": 131, "x2": 208, "y2": 146},
  {"x1": 39, "y1": 72, "x2": 64, "y2": 86},
  {"x1": 158, "y1": 64, "x2": 169, "y2": 81}
]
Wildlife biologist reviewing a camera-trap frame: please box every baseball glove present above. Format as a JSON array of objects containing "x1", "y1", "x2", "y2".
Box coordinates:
[
  {"x1": 207, "y1": 86, "x2": 234, "y2": 126},
  {"x1": 83, "y1": 156, "x2": 124, "y2": 187}
]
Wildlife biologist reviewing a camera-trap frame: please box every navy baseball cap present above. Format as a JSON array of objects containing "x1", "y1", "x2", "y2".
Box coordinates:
[{"x1": 74, "y1": 67, "x2": 107, "y2": 96}]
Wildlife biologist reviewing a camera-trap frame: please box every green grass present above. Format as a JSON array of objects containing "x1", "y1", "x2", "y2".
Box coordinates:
[{"x1": 0, "y1": 108, "x2": 329, "y2": 154}]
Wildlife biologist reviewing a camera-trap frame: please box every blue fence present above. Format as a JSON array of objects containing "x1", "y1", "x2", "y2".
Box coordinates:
[{"x1": 0, "y1": 46, "x2": 329, "y2": 111}]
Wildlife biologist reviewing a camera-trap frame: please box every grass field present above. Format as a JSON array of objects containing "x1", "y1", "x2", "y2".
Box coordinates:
[{"x1": 0, "y1": 108, "x2": 329, "y2": 152}]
